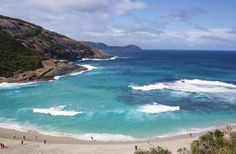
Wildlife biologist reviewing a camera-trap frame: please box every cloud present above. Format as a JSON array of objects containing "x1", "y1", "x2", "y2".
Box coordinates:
[
  {"x1": 115, "y1": 0, "x2": 148, "y2": 15},
  {"x1": 156, "y1": 7, "x2": 208, "y2": 28},
  {"x1": 0, "y1": 0, "x2": 235, "y2": 50}
]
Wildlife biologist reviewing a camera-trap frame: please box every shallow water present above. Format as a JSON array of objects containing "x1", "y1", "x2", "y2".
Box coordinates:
[{"x1": 1, "y1": 50, "x2": 236, "y2": 141}]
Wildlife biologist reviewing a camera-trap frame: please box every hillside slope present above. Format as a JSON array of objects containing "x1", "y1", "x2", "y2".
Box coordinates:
[
  {"x1": 82, "y1": 41, "x2": 143, "y2": 52},
  {"x1": 0, "y1": 15, "x2": 110, "y2": 82}
]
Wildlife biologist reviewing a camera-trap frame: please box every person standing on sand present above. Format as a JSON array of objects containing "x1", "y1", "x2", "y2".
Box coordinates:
[
  {"x1": 35, "y1": 136, "x2": 37, "y2": 141},
  {"x1": 21, "y1": 140, "x2": 23, "y2": 145},
  {"x1": 44, "y1": 140, "x2": 46, "y2": 144},
  {"x1": 23, "y1": 136, "x2": 25, "y2": 140}
]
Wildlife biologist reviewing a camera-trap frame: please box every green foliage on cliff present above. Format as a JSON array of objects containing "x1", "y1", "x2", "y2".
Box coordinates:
[{"x1": 0, "y1": 31, "x2": 45, "y2": 77}]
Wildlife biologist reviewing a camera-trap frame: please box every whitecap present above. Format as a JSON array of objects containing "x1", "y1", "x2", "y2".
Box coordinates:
[
  {"x1": 80, "y1": 64, "x2": 98, "y2": 71},
  {"x1": 80, "y1": 56, "x2": 118, "y2": 61},
  {"x1": 54, "y1": 64, "x2": 97, "y2": 80},
  {"x1": 129, "y1": 79, "x2": 236, "y2": 93},
  {"x1": 33, "y1": 105, "x2": 82, "y2": 116},
  {"x1": 0, "y1": 82, "x2": 37, "y2": 90},
  {"x1": 137, "y1": 103, "x2": 180, "y2": 114}
]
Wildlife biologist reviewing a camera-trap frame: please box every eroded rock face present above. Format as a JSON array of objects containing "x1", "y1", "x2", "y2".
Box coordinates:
[
  {"x1": 0, "y1": 60, "x2": 87, "y2": 83},
  {"x1": 0, "y1": 15, "x2": 111, "y2": 61},
  {"x1": 0, "y1": 15, "x2": 111, "y2": 83}
]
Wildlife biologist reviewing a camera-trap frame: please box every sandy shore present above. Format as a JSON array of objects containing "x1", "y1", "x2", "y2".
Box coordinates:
[
  {"x1": 0, "y1": 127, "x2": 202, "y2": 154},
  {"x1": 0, "y1": 125, "x2": 235, "y2": 154}
]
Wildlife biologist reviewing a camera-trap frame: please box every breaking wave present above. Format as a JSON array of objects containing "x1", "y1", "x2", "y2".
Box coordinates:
[
  {"x1": 54, "y1": 64, "x2": 98, "y2": 80},
  {"x1": 80, "y1": 56, "x2": 118, "y2": 61},
  {"x1": 33, "y1": 105, "x2": 82, "y2": 116},
  {"x1": 0, "y1": 82, "x2": 37, "y2": 90},
  {"x1": 129, "y1": 79, "x2": 236, "y2": 93},
  {"x1": 80, "y1": 64, "x2": 98, "y2": 71},
  {"x1": 137, "y1": 103, "x2": 180, "y2": 114}
]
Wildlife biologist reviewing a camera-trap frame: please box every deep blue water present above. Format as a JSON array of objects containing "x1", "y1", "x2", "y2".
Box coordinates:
[{"x1": 0, "y1": 50, "x2": 236, "y2": 141}]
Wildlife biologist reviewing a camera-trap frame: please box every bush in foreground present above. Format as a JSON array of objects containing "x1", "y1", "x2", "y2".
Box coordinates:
[
  {"x1": 134, "y1": 146, "x2": 172, "y2": 154},
  {"x1": 191, "y1": 127, "x2": 236, "y2": 154}
]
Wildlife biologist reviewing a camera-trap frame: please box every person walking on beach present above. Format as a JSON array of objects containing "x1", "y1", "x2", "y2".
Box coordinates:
[
  {"x1": 21, "y1": 140, "x2": 23, "y2": 145},
  {"x1": 23, "y1": 136, "x2": 25, "y2": 140},
  {"x1": 44, "y1": 140, "x2": 46, "y2": 144},
  {"x1": 35, "y1": 136, "x2": 37, "y2": 141},
  {"x1": 91, "y1": 136, "x2": 94, "y2": 140}
]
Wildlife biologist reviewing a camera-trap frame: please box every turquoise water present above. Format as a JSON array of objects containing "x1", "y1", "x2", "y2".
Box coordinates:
[{"x1": 1, "y1": 50, "x2": 236, "y2": 141}]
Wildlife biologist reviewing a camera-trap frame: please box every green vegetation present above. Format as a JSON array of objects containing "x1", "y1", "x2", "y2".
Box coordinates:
[
  {"x1": 177, "y1": 147, "x2": 189, "y2": 154},
  {"x1": 134, "y1": 146, "x2": 172, "y2": 154},
  {"x1": 0, "y1": 31, "x2": 45, "y2": 77},
  {"x1": 191, "y1": 128, "x2": 236, "y2": 154}
]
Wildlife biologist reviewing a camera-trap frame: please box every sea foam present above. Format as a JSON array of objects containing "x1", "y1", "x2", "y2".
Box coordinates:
[
  {"x1": 54, "y1": 64, "x2": 97, "y2": 80},
  {"x1": 129, "y1": 79, "x2": 236, "y2": 93},
  {"x1": 80, "y1": 56, "x2": 118, "y2": 61},
  {"x1": 137, "y1": 103, "x2": 180, "y2": 114},
  {"x1": 80, "y1": 64, "x2": 98, "y2": 71},
  {"x1": 0, "y1": 82, "x2": 37, "y2": 89},
  {"x1": 33, "y1": 105, "x2": 82, "y2": 116}
]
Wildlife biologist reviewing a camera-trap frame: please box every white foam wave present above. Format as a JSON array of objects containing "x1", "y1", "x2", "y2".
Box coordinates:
[
  {"x1": 80, "y1": 56, "x2": 118, "y2": 61},
  {"x1": 110, "y1": 56, "x2": 119, "y2": 60},
  {"x1": 75, "y1": 133, "x2": 136, "y2": 141},
  {"x1": 0, "y1": 82, "x2": 37, "y2": 89},
  {"x1": 0, "y1": 123, "x2": 29, "y2": 132},
  {"x1": 156, "y1": 127, "x2": 216, "y2": 138},
  {"x1": 33, "y1": 105, "x2": 82, "y2": 116},
  {"x1": 80, "y1": 64, "x2": 98, "y2": 71},
  {"x1": 54, "y1": 64, "x2": 98, "y2": 80},
  {"x1": 130, "y1": 79, "x2": 236, "y2": 93},
  {"x1": 137, "y1": 103, "x2": 180, "y2": 114}
]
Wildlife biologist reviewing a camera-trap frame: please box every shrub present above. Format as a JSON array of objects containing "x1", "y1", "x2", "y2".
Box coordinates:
[
  {"x1": 191, "y1": 128, "x2": 236, "y2": 154},
  {"x1": 134, "y1": 146, "x2": 172, "y2": 154}
]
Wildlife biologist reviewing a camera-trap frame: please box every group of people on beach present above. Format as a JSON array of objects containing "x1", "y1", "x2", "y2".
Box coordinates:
[
  {"x1": 0, "y1": 142, "x2": 6, "y2": 149},
  {"x1": 13, "y1": 134, "x2": 47, "y2": 145}
]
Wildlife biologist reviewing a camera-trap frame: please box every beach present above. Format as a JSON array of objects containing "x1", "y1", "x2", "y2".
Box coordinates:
[{"x1": 0, "y1": 127, "x2": 200, "y2": 154}]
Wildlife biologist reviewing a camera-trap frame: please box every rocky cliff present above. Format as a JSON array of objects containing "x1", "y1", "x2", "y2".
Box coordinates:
[{"x1": 0, "y1": 15, "x2": 110, "y2": 83}]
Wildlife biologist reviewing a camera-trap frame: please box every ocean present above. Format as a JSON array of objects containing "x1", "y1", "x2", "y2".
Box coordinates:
[{"x1": 1, "y1": 50, "x2": 236, "y2": 141}]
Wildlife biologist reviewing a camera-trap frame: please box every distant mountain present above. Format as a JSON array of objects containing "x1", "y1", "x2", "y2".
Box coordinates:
[
  {"x1": 0, "y1": 15, "x2": 110, "y2": 83},
  {"x1": 82, "y1": 41, "x2": 143, "y2": 52}
]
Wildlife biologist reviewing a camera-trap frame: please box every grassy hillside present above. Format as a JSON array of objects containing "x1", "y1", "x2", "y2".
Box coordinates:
[{"x1": 0, "y1": 31, "x2": 45, "y2": 77}]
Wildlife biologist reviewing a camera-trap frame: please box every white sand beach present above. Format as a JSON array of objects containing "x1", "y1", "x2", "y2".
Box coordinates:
[{"x1": 0, "y1": 127, "x2": 203, "y2": 154}]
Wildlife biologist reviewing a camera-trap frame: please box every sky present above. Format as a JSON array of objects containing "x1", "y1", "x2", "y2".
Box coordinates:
[{"x1": 0, "y1": 0, "x2": 236, "y2": 50}]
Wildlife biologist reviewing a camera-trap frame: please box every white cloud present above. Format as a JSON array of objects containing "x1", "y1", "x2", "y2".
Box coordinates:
[
  {"x1": 0, "y1": 0, "x2": 235, "y2": 50},
  {"x1": 115, "y1": 0, "x2": 148, "y2": 15}
]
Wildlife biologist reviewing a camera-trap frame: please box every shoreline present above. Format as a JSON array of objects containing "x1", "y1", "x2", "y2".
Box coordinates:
[
  {"x1": 1, "y1": 123, "x2": 235, "y2": 144},
  {"x1": 0, "y1": 127, "x2": 198, "y2": 154},
  {"x1": 1, "y1": 125, "x2": 234, "y2": 154}
]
